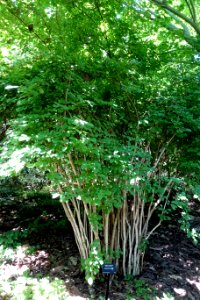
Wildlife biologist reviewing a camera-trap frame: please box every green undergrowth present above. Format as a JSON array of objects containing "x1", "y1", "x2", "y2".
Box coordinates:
[
  {"x1": 124, "y1": 277, "x2": 175, "y2": 300},
  {"x1": 0, "y1": 189, "x2": 69, "y2": 231},
  {"x1": 125, "y1": 293, "x2": 174, "y2": 300},
  {"x1": 125, "y1": 277, "x2": 155, "y2": 300}
]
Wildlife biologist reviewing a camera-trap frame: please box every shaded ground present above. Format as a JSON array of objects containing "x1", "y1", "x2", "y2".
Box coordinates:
[
  {"x1": 0, "y1": 193, "x2": 200, "y2": 299},
  {"x1": 141, "y1": 224, "x2": 200, "y2": 299}
]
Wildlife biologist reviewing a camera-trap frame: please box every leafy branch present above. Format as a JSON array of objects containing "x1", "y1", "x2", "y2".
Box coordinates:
[
  {"x1": 151, "y1": 0, "x2": 200, "y2": 35},
  {"x1": 3, "y1": 1, "x2": 50, "y2": 47}
]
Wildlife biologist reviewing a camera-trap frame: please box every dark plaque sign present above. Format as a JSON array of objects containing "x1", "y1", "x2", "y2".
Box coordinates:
[
  {"x1": 102, "y1": 263, "x2": 117, "y2": 275},
  {"x1": 102, "y1": 263, "x2": 117, "y2": 299}
]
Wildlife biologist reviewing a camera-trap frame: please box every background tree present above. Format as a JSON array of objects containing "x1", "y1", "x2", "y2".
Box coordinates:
[{"x1": 132, "y1": 0, "x2": 200, "y2": 50}]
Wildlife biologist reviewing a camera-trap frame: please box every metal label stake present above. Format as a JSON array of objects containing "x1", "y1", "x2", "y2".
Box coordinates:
[{"x1": 102, "y1": 263, "x2": 117, "y2": 300}]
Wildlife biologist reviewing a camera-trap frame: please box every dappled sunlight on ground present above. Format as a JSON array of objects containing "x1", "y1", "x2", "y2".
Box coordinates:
[
  {"x1": 141, "y1": 222, "x2": 200, "y2": 299},
  {"x1": 0, "y1": 197, "x2": 89, "y2": 299},
  {"x1": 186, "y1": 277, "x2": 200, "y2": 292},
  {"x1": 0, "y1": 244, "x2": 88, "y2": 299}
]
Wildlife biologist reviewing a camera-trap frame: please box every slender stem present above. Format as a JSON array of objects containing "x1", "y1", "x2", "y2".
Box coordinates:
[
  {"x1": 61, "y1": 201, "x2": 87, "y2": 258},
  {"x1": 122, "y1": 196, "x2": 127, "y2": 275},
  {"x1": 111, "y1": 209, "x2": 120, "y2": 251},
  {"x1": 145, "y1": 221, "x2": 161, "y2": 241},
  {"x1": 104, "y1": 213, "x2": 109, "y2": 256}
]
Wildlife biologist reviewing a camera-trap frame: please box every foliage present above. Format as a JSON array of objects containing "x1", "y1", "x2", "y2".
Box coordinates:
[
  {"x1": 82, "y1": 240, "x2": 104, "y2": 285},
  {"x1": 0, "y1": 0, "x2": 199, "y2": 280},
  {"x1": 0, "y1": 229, "x2": 29, "y2": 250},
  {"x1": 125, "y1": 278, "x2": 156, "y2": 300}
]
